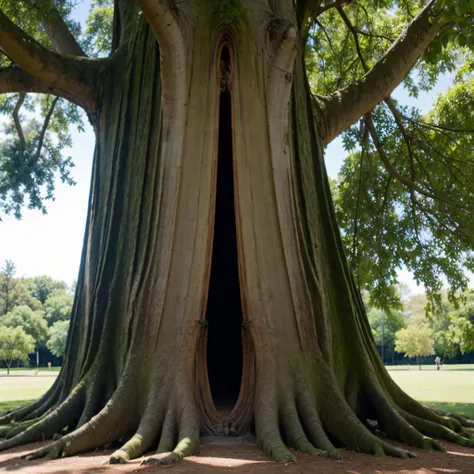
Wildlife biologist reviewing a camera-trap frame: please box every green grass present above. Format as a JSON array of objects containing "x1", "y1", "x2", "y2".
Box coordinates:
[
  {"x1": 0, "y1": 367, "x2": 61, "y2": 374},
  {"x1": 0, "y1": 371, "x2": 57, "y2": 417},
  {"x1": 0, "y1": 399, "x2": 36, "y2": 416},
  {"x1": 421, "y1": 402, "x2": 474, "y2": 419},
  {"x1": 0, "y1": 366, "x2": 473, "y2": 421},
  {"x1": 388, "y1": 364, "x2": 474, "y2": 371},
  {"x1": 387, "y1": 365, "x2": 474, "y2": 419}
]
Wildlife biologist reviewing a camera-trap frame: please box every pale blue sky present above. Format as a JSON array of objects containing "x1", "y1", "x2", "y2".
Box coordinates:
[{"x1": 0, "y1": 2, "x2": 453, "y2": 296}]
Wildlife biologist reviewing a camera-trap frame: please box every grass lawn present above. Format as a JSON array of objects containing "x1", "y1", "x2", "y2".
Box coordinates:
[
  {"x1": 0, "y1": 370, "x2": 58, "y2": 416},
  {"x1": 387, "y1": 364, "x2": 474, "y2": 418},
  {"x1": 0, "y1": 366, "x2": 473, "y2": 420},
  {"x1": 1, "y1": 367, "x2": 61, "y2": 373}
]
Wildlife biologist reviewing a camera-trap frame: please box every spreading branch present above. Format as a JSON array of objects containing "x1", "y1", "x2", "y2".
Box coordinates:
[
  {"x1": 364, "y1": 112, "x2": 471, "y2": 214},
  {"x1": 320, "y1": 0, "x2": 445, "y2": 146},
  {"x1": 36, "y1": 96, "x2": 59, "y2": 160},
  {"x1": 354, "y1": 28, "x2": 394, "y2": 43},
  {"x1": 300, "y1": 0, "x2": 356, "y2": 22},
  {"x1": 13, "y1": 93, "x2": 26, "y2": 150},
  {"x1": 26, "y1": 1, "x2": 87, "y2": 57},
  {"x1": 337, "y1": 5, "x2": 368, "y2": 72},
  {"x1": 0, "y1": 9, "x2": 97, "y2": 111},
  {"x1": 0, "y1": 66, "x2": 75, "y2": 98}
]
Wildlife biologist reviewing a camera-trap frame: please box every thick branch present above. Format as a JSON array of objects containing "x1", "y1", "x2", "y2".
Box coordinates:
[
  {"x1": 0, "y1": 66, "x2": 80, "y2": 104},
  {"x1": 137, "y1": 0, "x2": 187, "y2": 106},
  {"x1": 137, "y1": 0, "x2": 185, "y2": 56},
  {"x1": 27, "y1": 1, "x2": 87, "y2": 57},
  {"x1": 13, "y1": 93, "x2": 26, "y2": 150},
  {"x1": 300, "y1": 0, "x2": 355, "y2": 21},
  {"x1": 321, "y1": 0, "x2": 445, "y2": 145},
  {"x1": 0, "y1": 9, "x2": 96, "y2": 110}
]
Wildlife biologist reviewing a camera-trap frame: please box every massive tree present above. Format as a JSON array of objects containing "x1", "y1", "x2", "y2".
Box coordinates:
[{"x1": 1, "y1": 0, "x2": 474, "y2": 466}]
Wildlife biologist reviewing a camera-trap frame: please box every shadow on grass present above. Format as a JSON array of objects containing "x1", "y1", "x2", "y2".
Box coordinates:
[
  {"x1": 0, "y1": 400, "x2": 34, "y2": 417},
  {"x1": 422, "y1": 401, "x2": 474, "y2": 419}
]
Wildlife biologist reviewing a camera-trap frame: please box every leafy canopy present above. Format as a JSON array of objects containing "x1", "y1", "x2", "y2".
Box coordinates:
[
  {"x1": 1, "y1": 0, "x2": 474, "y2": 313},
  {"x1": 0, "y1": 0, "x2": 112, "y2": 218},
  {"x1": 311, "y1": 0, "x2": 474, "y2": 309}
]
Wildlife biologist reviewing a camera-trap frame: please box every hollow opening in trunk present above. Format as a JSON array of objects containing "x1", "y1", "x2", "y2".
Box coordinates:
[{"x1": 205, "y1": 46, "x2": 243, "y2": 417}]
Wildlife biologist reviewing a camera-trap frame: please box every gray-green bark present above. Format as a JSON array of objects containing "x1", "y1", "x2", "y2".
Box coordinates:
[{"x1": 0, "y1": 0, "x2": 473, "y2": 465}]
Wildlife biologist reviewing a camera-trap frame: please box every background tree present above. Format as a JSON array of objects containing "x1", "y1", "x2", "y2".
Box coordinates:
[
  {"x1": 0, "y1": 261, "x2": 42, "y2": 315},
  {"x1": 0, "y1": 0, "x2": 473, "y2": 467},
  {"x1": 395, "y1": 324, "x2": 435, "y2": 369},
  {"x1": 42, "y1": 291, "x2": 73, "y2": 325},
  {"x1": 368, "y1": 308, "x2": 406, "y2": 364},
  {"x1": 401, "y1": 290, "x2": 474, "y2": 361},
  {"x1": 0, "y1": 326, "x2": 34, "y2": 375},
  {"x1": 0, "y1": 260, "x2": 16, "y2": 315},
  {"x1": 432, "y1": 293, "x2": 474, "y2": 356},
  {"x1": 46, "y1": 320, "x2": 69, "y2": 358},
  {"x1": 1, "y1": 305, "x2": 48, "y2": 344},
  {"x1": 26, "y1": 276, "x2": 68, "y2": 305}
]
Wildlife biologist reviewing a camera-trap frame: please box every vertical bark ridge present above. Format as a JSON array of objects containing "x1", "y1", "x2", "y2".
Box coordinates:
[{"x1": 1, "y1": 0, "x2": 473, "y2": 465}]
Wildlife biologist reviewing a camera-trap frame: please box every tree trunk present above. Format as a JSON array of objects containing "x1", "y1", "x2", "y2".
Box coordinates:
[{"x1": 0, "y1": 0, "x2": 473, "y2": 464}]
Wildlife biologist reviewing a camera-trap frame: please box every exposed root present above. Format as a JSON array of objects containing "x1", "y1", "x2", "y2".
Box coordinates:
[
  {"x1": 23, "y1": 386, "x2": 133, "y2": 460},
  {"x1": 105, "y1": 387, "x2": 199, "y2": 466},
  {"x1": 431, "y1": 409, "x2": 474, "y2": 429},
  {"x1": 319, "y1": 382, "x2": 413, "y2": 458},
  {"x1": 107, "y1": 400, "x2": 166, "y2": 464},
  {"x1": 140, "y1": 401, "x2": 199, "y2": 466},
  {"x1": 280, "y1": 400, "x2": 330, "y2": 458},
  {"x1": 0, "y1": 384, "x2": 85, "y2": 452},
  {"x1": 366, "y1": 379, "x2": 444, "y2": 452},
  {"x1": 401, "y1": 410, "x2": 474, "y2": 448},
  {"x1": 1, "y1": 351, "x2": 473, "y2": 469},
  {"x1": 255, "y1": 388, "x2": 296, "y2": 463},
  {"x1": 0, "y1": 382, "x2": 59, "y2": 425},
  {"x1": 296, "y1": 391, "x2": 342, "y2": 460},
  {"x1": 0, "y1": 419, "x2": 38, "y2": 439}
]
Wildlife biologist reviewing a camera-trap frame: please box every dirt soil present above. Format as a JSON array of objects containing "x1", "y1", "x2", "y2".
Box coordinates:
[{"x1": 0, "y1": 439, "x2": 473, "y2": 474}]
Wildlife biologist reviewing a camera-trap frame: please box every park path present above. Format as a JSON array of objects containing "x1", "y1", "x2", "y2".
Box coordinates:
[{"x1": 0, "y1": 439, "x2": 473, "y2": 473}]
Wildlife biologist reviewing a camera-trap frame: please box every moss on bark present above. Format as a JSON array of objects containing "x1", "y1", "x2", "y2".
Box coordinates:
[{"x1": 0, "y1": 0, "x2": 473, "y2": 466}]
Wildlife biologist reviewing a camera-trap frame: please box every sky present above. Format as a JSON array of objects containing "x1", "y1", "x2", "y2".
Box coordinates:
[{"x1": 0, "y1": 2, "x2": 454, "y2": 296}]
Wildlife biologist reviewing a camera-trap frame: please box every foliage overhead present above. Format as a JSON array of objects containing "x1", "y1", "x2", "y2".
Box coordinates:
[
  {"x1": 0, "y1": 0, "x2": 474, "y2": 310},
  {"x1": 316, "y1": 1, "x2": 474, "y2": 309}
]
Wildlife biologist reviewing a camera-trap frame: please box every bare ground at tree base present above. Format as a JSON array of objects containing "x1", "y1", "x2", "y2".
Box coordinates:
[{"x1": 0, "y1": 440, "x2": 473, "y2": 474}]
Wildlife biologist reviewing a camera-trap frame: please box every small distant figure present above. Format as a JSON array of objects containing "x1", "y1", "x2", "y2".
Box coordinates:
[
  {"x1": 435, "y1": 356, "x2": 441, "y2": 370},
  {"x1": 48, "y1": 362, "x2": 52, "y2": 370}
]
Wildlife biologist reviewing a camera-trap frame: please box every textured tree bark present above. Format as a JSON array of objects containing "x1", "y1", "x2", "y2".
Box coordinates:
[{"x1": 0, "y1": 0, "x2": 473, "y2": 465}]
